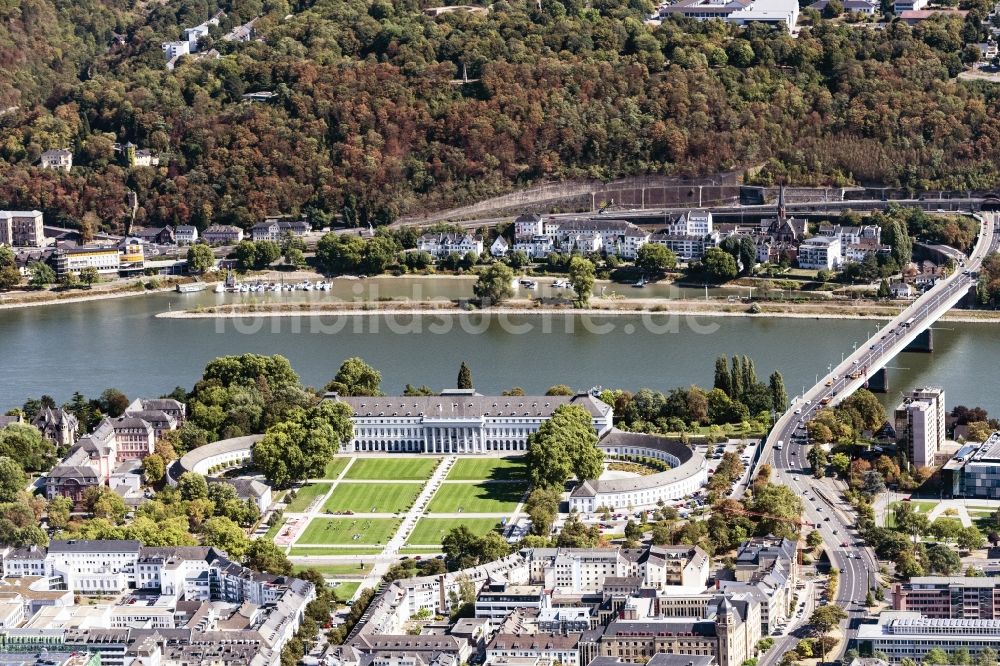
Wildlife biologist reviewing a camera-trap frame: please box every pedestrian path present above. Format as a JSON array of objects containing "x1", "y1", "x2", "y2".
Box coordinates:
[
  {"x1": 926, "y1": 501, "x2": 973, "y2": 527},
  {"x1": 357, "y1": 456, "x2": 456, "y2": 593}
]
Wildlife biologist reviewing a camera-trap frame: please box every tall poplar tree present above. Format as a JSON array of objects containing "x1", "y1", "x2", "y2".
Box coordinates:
[
  {"x1": 714, "y1": 356, "x2": 733, "y2": 397},
  {"x1": 457, "y1": 362, "x2": 473, "y2": 390}
]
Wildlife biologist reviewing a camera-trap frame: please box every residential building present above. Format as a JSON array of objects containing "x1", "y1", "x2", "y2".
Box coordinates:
[
  {"x1": 161, "y1": 40, "x2": 190, "y2": 61},
  {"x1": 733, "y1": 537, "x2": 797, "y2": 585},
  {"x1": 183, "y1": 11, "x2": 223, "y2": 51},
  {"x1": 0, "y1": 415, "x2": 22, "y2": 429},
  {"x1": 513, "y1": 235, "x2": 555, "y2": 259},
  {"x1": 652, "y1": 0, "x2": 799, "y2": 32},
  {"x1": 31, "y1": 407, "x2": 79, "y2": 448},
  {"x1": 537, "y1": 607, "x2": 594, "y2": 633},
  {"x1": 564, "y1": 232, "x2": 603, "y2": 255},
  {"x1": 857, "y1": 611, "x2": 1000, "y2": 663},
  {"x1": 891, "y1": 282, "x2": 915, "y2": 299},
  {"x1": 223, "y1": 17, "x2": 259, "y2": 42},
  {"x1": 845, "y1": 241, "x2": 891, "y2": 264},
  {"x1": 130, "y1": 227, "x2": 176, "y2": 246},
  {"x1": 250, "y1": 218, "x2": 311, "y2": 242},
  {"x1": 490, "y1": 236, "x2": 509, "y2": 257},
  {"x1": 817, "y1": 223, "x2": 881, "y2": 248},
  {"x1": 894, "y1": 0, "x2": 929, "y2": 14},
  {"x1": 719, "y1": 537, "x2": 797, "y2": 634},
  {"x1": 512, "y1": 216, "x2": 653, "y2": 259},
  {"x1": 242, "y1": 91, "x2": 277, "y2": 102},
  {"x1": 325, "y1": 390, "x2": 614, "y2": 453},
  {"x1": 349, "y1": 635, "x2": 472, "y2": 665},
  {"x1": 645, "y1": 210, "x2": 719, "y2": 262},
  {"x1": 474, "y1": 582, "x2": 546, "y2": 620},
  {"x1": 892, "y1": 577, "x2": 1000, "y2": 619},
  {"x1": 0, "y1": 541, "x2": 315, "y2": 666},
  {"x1": 648, "y1": 232, "x2": 717, "y2": 262},
  {"x1": 675, "y1": 210, "x2": 714, "y2": 236},
  {"x1": 487, "y1": 632, "x2": 581, "y2": 666},
  {"x1": 201, "y1": 225, "x2": 244, "y2": 245},
  {"x1": 174, "y1": 225, "x2": 199, "y2": 244},
  {"x1": 524, "y1": 544, "x2": 709, "y2": 593},
  {"x1": 894, "y1": 387, "x2": 946, "y2": 469},
  {"x1": 40, "y1": 150, "x2": 73, "y2": 172},
  {"x1": 514, "y1": 213, "x2": 545, "y2": 238},
  {"x1": 133, "y1": 149, "x2": 160, "y2": 167},
  {"x1": 978, "y1": 41, "x2": 999, "y2": 62},
  {"x1": 416, "y1": 233, "x2": 483, "y2": 259},
  {"x1": 346, "y1": 546, "x2": 764, "y2": 666},
  {"x1": 126, "y1": 398, "x2": 186, "y2": 424},
  {"x1": 0, "y1": 211, "x2": 47, "y2": 247},
  {"x1": 46, "y1": 400, "x2": 183, "y2": 504},
  {"x1": 755, "y1": 238, "x2": 797, "y2": 266},
  {"x1": 590, "y1": 656, "x2": 714, "y2": 666},
  {"x1": 797, "y1": 236, "x2": 842, "y2": 270}
]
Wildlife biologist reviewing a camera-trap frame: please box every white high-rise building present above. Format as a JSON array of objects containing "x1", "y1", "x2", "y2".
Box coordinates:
[{"x1": 895, "y1": 387, "x2": 946, "y2": 469}]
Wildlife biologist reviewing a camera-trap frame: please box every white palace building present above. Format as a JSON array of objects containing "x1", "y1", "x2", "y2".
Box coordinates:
[
  {"x1": 321, "y1": 389, "x2": 708, "y2": 509},
  {"x1": 325, "y1": 389, "x2": 614, "y2": 453}
]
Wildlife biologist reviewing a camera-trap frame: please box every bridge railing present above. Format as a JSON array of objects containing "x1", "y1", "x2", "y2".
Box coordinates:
[{"x1": 753, "y1": 213, "x2": 995, "y2": 477}]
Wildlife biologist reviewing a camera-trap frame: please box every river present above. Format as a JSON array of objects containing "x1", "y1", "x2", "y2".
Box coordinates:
[{"x1": 1, "y1": 276, "x2": 997, "y2": 415}]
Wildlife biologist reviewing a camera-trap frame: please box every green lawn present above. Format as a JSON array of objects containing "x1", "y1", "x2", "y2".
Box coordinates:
[
  {"x1": 294, "y1": 563, "x2": 373, "y2": 576},
  {"x1": 446, "y1": 457, "x2": 527, "y2": 481},
  {"x1": 889, "y1": 500, "x2": 938, "y2": 513},
  {"x1": 296, "y1": 517, "x2": 400, "y2": 545},
  {"x1": 285, "y1": 483, "x2": 332, "y2": 513},
  {"x1": 407, "y1": 518, "x2": 502, "y2": 545},
  {"x1": 427, "y1": 482, "x2": 526, "y2": 513},
  {"x1": 323, "y1": 457, "x2": 352, "y2": 479},
  {"x1": 264, "y1": 518, "x2": 286, "y2": 540},
  {"x1": 288, "y1": 547, "x2": 384, "y2": 556},
  {"x1": 324, "y1": 483, "x2": 423, "y2": 514},
  {"x1": 343, "y1": 457, "x2": 440, "y2": 481},
  {"x1": 333, "y1": 581, "x2": 361, "y2": 602}
]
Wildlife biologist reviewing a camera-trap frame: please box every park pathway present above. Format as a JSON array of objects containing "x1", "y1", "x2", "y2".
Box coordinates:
[{"x1": 355, "y1": 456, "x2": 456, "y2": 594}]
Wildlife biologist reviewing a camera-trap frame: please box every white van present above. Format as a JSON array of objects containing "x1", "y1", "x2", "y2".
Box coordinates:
[{"x1": 776, "y1": 441, "x2": 784, "y2": 451}]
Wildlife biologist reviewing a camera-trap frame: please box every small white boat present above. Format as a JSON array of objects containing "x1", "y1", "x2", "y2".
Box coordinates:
[
  {"x1": 214, "y1": 283, "x2": 225, "y2": 293},
  {"x1": 552, "y1": 279, "x2": 570, "y2": 289},
  {"x1": 176, "y1": 282, "x2": 208, "y2": 293},
  {"x1": 633, "y1": 277, "x2": 647, "y2": 288}
]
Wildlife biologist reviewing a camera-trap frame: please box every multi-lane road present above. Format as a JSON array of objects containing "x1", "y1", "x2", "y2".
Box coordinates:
[{"x1": 756, "y1": 212, "x2": 999, "y2": 666}]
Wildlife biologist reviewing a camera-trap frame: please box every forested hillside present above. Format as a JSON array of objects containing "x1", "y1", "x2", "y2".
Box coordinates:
[{"x1": 0, "y1": 0, "x2": 998, "y2": 232}]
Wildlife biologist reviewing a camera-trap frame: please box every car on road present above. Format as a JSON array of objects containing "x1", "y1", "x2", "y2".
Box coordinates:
[
  {"x1": 824, "y1": 517, "x2": 831, "y2": 521},
  {"x1": 795, "y1": 408, "x2": 802, "y2": 414}
]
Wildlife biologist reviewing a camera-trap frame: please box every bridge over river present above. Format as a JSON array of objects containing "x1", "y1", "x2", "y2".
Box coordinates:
[{"x1": 753, "y1": 212, "x2": 999, "y2": 666}]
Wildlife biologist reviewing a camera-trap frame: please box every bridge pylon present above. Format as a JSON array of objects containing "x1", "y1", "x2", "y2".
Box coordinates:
[
  {"x1": 903, "y1": 328, "x2": 933, "y2": 353},
  {"x1": 866, "y1": 367, "x2": 890, "y2": 393}
]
